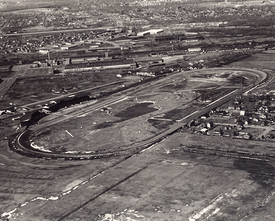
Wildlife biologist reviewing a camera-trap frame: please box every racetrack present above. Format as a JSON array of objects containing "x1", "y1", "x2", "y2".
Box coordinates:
[{"x1": 9, "y1": 68, "x2": 267, "y2": 160}]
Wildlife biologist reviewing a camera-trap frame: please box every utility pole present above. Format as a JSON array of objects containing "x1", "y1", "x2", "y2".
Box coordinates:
[{"x1": 48, "y1": 51, "x2": 54, "y2": 74}]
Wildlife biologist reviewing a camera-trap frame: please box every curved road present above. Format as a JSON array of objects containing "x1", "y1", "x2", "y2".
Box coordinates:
[{"x1": 9, "y1": 68, "x2": 267, "y2": 160}]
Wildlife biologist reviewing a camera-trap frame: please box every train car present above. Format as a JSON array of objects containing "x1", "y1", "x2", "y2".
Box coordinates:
[
  {"x1": 70, "y1": 58, "x2": 86, "y2": 64},
  {"x1": 86, "y1": 57, "x2": 99, "y2": 62}
]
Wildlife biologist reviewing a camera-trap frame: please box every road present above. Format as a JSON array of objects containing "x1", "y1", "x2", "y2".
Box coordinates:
[
  {"x1": 9, "y1": 68, "x2": 267, "y2": 160},
  {"x1": 0, "y1": 70, "x2": 23, "y2": 101}
]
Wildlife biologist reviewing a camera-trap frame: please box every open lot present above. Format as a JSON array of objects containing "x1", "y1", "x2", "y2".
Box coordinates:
[
  {"x1": 176, "y1": 131, "x2": 275, "y2": 156},
  {"x1": 225, "y1": 52, "x2": 275, "y2": 70},
  {"x1": 4, "y1": 132, "x2": 275, "y2": 221},
  {"x1": 0, "y1": 71, "x2": 130, "y2": 108}
]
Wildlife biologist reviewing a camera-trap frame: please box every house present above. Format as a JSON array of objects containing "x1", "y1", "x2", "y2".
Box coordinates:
[
  {"x1": 259, "y1": 113, "x2": 267, "y2": 119},
  {"x1": 253, "y1": 117, "x2": 259, "y2": 122},
  {"x1": 237, "y1": 125, "x2": 244, "y2": 131},
  {"x1": 200, "y1": 128, "x2": 208, "y2": 134},
  {"x1": 206, "y1": 122, "x2": 214, "y2": 128}
]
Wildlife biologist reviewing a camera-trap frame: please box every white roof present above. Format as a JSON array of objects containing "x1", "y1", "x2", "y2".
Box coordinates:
[{"x1": 137, "y1": 29, "x2": 164, "y2": 36}]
